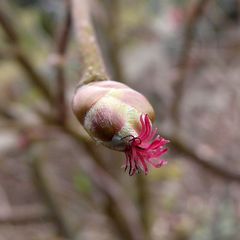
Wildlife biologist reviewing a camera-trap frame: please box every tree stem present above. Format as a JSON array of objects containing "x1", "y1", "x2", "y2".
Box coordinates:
[{"x1": 71, "y1": 0, "x2": 108, "y2": 85}]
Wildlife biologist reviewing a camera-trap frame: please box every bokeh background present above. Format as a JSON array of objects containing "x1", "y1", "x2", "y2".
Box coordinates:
[{"x1": 0, "y1": 0, "x2": 240, "y2": 239}]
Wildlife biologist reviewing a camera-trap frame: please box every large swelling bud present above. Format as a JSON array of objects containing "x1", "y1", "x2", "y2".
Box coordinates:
[{"x1": 72, "y1": 80, "x2": 169, "y2": 175}]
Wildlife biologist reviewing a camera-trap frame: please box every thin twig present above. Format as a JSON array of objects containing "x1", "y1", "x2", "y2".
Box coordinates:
[
  {"x1": 105, "y1": 196, "x2": 138, "y2": 240},
  {"x1": 76, "y1": 149, "x2": 145, "y2": 240},
  {"x1": 0, "y1": 205, "x2": 51, "y2": 225},
  {"x1": 71, "y1": 0, "x2": 108, "y2": 85},
  {"x1": 30, "y1": 154, "x2": 76, "y2": 239},
  {"x1": 161, "y1": 130, "x2": 240, "y2": 182},
  {"x1": 0, "y1": 6, "x2": 18, "y2": 43},
  {"x1": 55, "y1": 0, "x2": 72, "y2": 124},
  {"x1": 0, "y1": 48, "x2": 14, "y2": 60},
  {"x1": 0, "y1": 7, "x2": 54, "y2": 105},
  {"x1": 136, "y1": 175, "x2": 152, "y2": 240},
  {"x1": 171, "y1": 0, "x2": 212, "y2": 127},
  {"x1": 97, "y1": 0, "x2": 125, "y2": 82},
  {"x1": 15, "y1": 50, "x2": 55, "y2": 104}
]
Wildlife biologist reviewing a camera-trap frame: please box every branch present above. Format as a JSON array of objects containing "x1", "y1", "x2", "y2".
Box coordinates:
[
  {"x1": 71, "y1": 0, "x2": 108, "y2": 85},
  {"x1": 54, "y1": 0, "x2": 72, "y2": 124},
  {"x1": 136, "y1": 175, "x2": 152, "y2": 240},
  {"x1": 162, "y1": 130, "x2": 240, "y2": 182},
  {"x1": 171, "y1": 0, "x2": 212, "y2": 126},
  {"x1": 0, "y1": 205, "x2": 51, "y2": 225},
  {"x1": 0, "y1": 7, "x2": 54, "y2": 105},
  {"x1": 30, "y1": 154, "x2": 76, "y2": 239},
  {"x1": 76, "y1": 147, "x2": 145, "y2": 240},
  {"x1": 16, "y1": 51, "x2": 55, "y2": 104},
  {"x1": 0, "y1": 6, "x2": 18, "y2": 43},
  {"x1": 97, "y1": 0, "x2": 125, "y2": 83},
  {"x1": 105, "y1": 196, "x2": 141, "y2": 240}
]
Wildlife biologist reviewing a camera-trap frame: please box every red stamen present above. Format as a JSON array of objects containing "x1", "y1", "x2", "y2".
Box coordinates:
[{"x1": 124, "y1": 114, "x2": 169, "y2": 176}]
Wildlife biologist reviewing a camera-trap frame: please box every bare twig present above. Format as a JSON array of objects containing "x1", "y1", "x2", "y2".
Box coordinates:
[
  {"x1": 97, "y1": 0, "x2": 125, "y2": 83},
  {"x1": 0, "y1": 48, "x2": 14, "y2": 60},
  {"x1": 0, "y1": 7, "x2": 54, "y2": 105},
  {"x1": 55, "y1": 0, "x2": 72, "y2": 124},
  {"x1": 105, "y1": 196, "x2": 139, "y2": 240},
  {"x1": 161, "y1": 130, "x2": 240, "y2": 183},
  {"x1": 0, "y1": 205, "x2": 51, "y2": 225},
  {"x1": 0, "y1": 7, "x2": 18, "y2": 43},
  {"x1": 75, "y1": 149, "x2": 145, "y2": 240},
  {"x1": 15, "y1": 51, "x2": 55, "y2": 104},
  {"x1": 171, "y1": 0, "x2": 211, "y2": 127},
  {"x1": 136, "y1": 175, "x2": 152, "y2": 240},
  {"x1": 30, "y1": 154, "x2": 76, "y2": 239},
  {"x1": 71, "y1": 0, "x2": 108, "y2": 85}
]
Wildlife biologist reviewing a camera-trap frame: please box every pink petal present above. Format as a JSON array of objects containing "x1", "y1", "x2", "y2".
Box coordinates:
[{"x1": 123, "y1": 114, "x2": 169, "y2": 176}]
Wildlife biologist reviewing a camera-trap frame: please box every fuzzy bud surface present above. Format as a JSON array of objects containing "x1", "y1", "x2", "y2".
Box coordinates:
[{"x1": 72, "y1": 81, "x2": 169, "y2": 175}]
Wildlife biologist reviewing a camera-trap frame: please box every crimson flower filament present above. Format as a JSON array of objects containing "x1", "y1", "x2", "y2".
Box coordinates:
[{"x1": 124, "y1": 114, "x2": 169, "y2": 176}]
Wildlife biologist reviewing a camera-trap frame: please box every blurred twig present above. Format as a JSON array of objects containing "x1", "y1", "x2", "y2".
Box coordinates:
[
  {"x1": 75, "y1": 150, "x2": 145, "y2": 240},
  {"x1": 171, "y1": 0, "x2": 211, "y2": 128},
  {"x1": 54, "y1": 0, "x2": 72, "y2": 125},
  {"x1": 30, "y1": 154, "x2": 76, "y2": 239},
  {"x1": 105, "y1": 196, "x2": 139, "y2": 240},
  {"x1": 0, "y1": 7, "x2": 55, "y2": 105},
  {"x1": 0, "y1": 48, "x2": 14, "y2": 60},
  {"x1": 0, "y1": 7, "x2": 18, "y2": 43},
  {"x1": 161, "y1": 130, "x2": 240, "y2": 183},
  {"x1": 0, "y1": 105, "x2": 16, "y2": 120},
  {"x1": 97, "y1": 0, "x2": 125, "y2": 83},
  {"x1": 136, "y1": 175, "x2": 152, "y2": 240},
  {"x1": 0, "y1": 204, "x2": 51, "y2": 225}
]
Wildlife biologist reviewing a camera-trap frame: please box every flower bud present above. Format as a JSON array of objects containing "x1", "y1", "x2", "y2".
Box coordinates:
[{"x1": 72, "y1": 80, "x2": 169, "y2": 175}]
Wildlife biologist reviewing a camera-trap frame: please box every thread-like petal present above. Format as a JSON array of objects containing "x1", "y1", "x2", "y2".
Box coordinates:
[{"x1": 124, "y1": 114, "x2": 169, "y2": 175}]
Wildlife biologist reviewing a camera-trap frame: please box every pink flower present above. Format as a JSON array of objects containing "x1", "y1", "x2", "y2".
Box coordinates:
[
  {"x1": 123, "y1": 114, "x2": 169, "y2": 176},
  {"x1": 72, "y1": 81, "x2": 169, "y2": 176}
]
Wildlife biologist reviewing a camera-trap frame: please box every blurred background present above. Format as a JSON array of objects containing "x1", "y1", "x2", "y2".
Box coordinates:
[{"x1": 0, "y1": 0, "x2": 240, "y2": 239}]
